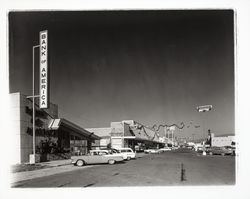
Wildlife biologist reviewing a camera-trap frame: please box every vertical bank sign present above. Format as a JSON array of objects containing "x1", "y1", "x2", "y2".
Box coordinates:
[{"x1": 39, "y1": 30, "x2": 49, "y2": 109}]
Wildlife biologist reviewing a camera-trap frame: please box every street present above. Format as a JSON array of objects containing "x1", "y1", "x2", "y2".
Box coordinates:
[{"x1": 13, "y1": 150, "x2": 235, "y2": 187}]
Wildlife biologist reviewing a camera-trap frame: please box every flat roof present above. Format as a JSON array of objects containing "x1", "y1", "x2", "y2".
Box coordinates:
[
  {"x1": 48, "y1": 118, "x2": 100, "y2": 140},
  {"x1": 86, "y1": 127, "x2": 111, "y2": 137}
]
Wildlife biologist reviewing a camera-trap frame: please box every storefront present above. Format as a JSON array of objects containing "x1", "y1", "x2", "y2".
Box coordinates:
[
  {"x1": 48, "y1": 118, "x2": 100, "y2": 156},
  {"x1": 87, "y1": 120, "x2": 165, "y2": 151},
  {"x1": 10, "y1": 92, "x2": 100, "y2": 163}
]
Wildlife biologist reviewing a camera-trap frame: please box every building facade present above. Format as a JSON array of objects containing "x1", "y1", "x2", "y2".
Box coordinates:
[
  {"x1": 87, "y1": 120, "x2": 165, "y2": 151},
  {"x1": 10, "y1": 92, "x2": 100, "y2": 164},
  {"x1": 211, "y1": 133, "x2": 235, "y2": 147}
]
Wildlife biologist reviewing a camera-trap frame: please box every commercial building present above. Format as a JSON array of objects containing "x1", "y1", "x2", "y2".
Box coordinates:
[
  {"x1": 10, "y1": 92, "x2": 100, "y2": 164},
  {"x1": 210, "y1": 133, "x2": 235, "y2": 147},
  {"x1": 87, "y1": 120, "x2": 165, "y2": 150}
]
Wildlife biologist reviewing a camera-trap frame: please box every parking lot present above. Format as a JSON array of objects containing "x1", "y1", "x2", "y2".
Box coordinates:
[{"x1": 13, "y1": 149, "x2": 235, "y2": 187}]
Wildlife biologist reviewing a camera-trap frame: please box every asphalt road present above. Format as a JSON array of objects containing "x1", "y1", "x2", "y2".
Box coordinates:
[{"x1": 13, "y1": 150, "x2": 235, "y2": 187}]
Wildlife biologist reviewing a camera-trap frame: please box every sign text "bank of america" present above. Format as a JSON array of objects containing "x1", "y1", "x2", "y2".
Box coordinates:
[{"x1": 39, "y1": 30, "x2": 48, "y2": 109}]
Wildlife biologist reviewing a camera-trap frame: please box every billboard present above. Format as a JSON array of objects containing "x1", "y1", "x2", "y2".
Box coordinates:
[{"x1": 39, "y1": 30, "x2": 48, "y2": 109}]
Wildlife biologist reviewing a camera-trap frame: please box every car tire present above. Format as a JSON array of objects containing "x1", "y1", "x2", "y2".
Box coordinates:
[
  {"x1": 108, "y1": 159, "x2": 115, "y2": 165},
  {"x1": 76, "y1": 159, "x2": 85, "y2": 167},
  {"x1": 127, "y1": 157, "x2": 131, "y2": 161}
]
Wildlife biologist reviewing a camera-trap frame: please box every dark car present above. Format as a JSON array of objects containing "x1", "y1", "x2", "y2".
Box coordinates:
[{"x1": 207, "y1": 146, "x2": 234, "y2": 156}]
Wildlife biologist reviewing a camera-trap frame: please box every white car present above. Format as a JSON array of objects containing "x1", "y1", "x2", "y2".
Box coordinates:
[
  {"x1": 90, "y1": 149, "x2": 129, "y2": 161},
  {"x1": 71, "y1": 150, "x2": 124, "y2": 166},
  {"x1": 108, "y1": 148, "x2": 129, "y2": 160},
  {"x1": 158, "y1": 147, "x2": 171, "y2": 152},
  {"x1": 115, "y1": 148, "x2": 136, "y2": 160},
  {"x1": 144, "y1": 149, "x2": 161, "y2": 154}
]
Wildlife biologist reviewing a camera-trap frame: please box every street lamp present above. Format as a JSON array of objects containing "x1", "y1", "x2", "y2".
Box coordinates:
[
  {"x1": 196, "y1": 105, "x2": 212, "y2": 138},
  {"x1": 196, "y1": 105, "x2": 213, "y2": 155},
  {"x1": 26, "y1": 45, "x2": 40, "y2": 164}
]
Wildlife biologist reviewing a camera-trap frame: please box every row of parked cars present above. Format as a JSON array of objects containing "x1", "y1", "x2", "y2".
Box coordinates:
[
  {"x1": 71, "y1": 148, "x2": 136, "y2": 166},
  {"x1": 197, "y1": 146, "x2": 236, "y2": 156}
]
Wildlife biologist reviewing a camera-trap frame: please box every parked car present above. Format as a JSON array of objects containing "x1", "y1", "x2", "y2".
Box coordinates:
[
  {"x1": 224, "y1": 146, "x2": 236, "y2": 156},
  {"x1": 158, "y1": 147, "x2": 171, "y2": 152},
  {"x1": 71, "y1": 150, "x2": 124, "y2": 166},
  {"x1": 207, "y1": 146, "x2": 234, "y2": 156},
  {"x1": 135, "y1": 145, "x2": 145, "y2": 153},
  {"x1": 115, "y1": 148, "x2": 136, "y2": 159},
  {"x1": 144, "y1": 148, "x2": 161, "y2": 154},
  {"x1": 97, "y1": 148, "x2": 129, "y2": 160}
]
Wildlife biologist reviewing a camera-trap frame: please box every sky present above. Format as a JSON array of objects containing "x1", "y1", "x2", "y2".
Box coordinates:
[{"x1": 9, "y1": 10, "x2": 235, "y2": 140}]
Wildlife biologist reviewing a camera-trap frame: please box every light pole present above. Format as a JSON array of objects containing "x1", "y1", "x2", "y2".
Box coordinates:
[
  {"x1": 164, "y1": 126, "x2": 169, "y2": 146},
  {"x1": 196, "y1": 105, "x2": 212, "y2": 139},
  {"x1": 26, "y1": 45, "x2": 40, "y2": 164},
  {"x1": 196, "y1": 105, "x2": 213, "y2": 155},
  {"x1": 26, "y1": 30, "x2": 48, "y2": 164}
]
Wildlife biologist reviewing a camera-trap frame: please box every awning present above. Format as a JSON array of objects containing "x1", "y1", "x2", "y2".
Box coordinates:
[
  {"x1": 128, "y1": 128, "x2": 164, "y2": 144},
  {"x1": 48, "y1": 118, "x2": 100, "y2": 140}
]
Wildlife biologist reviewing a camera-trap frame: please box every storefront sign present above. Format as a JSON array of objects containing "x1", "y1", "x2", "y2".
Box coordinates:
[{"x1": 39, "y1": 30, "x2": 48, "y2": 109}]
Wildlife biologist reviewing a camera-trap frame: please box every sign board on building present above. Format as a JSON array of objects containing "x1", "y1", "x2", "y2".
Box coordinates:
[
  {"x1": 167, "y1": 126, "x2": 175, "y2": 131},
  {"x1": 39, "y1": 30, "x2": 49, "y2": 109},
  {"x1": 111, "y1": 138, "x2": 123, "y2": 149},
  {"x1": 169, "y1": 126, "x2": 175, "y2": 131}
]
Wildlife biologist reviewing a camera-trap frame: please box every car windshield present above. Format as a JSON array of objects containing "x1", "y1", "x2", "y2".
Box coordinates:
[
  {"x1": 125, "y1": 149, "x2": 132, "y2": 152},
  {"x1": 111, "y1": 149, "x2": 120, "y2": 153}
]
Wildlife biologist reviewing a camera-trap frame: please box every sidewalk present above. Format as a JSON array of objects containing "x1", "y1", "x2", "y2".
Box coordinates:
[
  {"x1": 38, "y1": 159, "x2": 72, "y2": 167},
  {"x1": 11, "y1": 159, "x2": 93, "y2": 185},
  {"x1": 12, "y1": 153, "x2": 148, "y2": 185}
]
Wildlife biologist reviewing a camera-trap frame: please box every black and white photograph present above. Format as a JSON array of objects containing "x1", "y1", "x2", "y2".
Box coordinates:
[
  {"x1": 8, "y1": 9, "x2": 236, "y2": 187},
  {"x1": 1, "y1": 1, "x2": 250, "y2": 198}
]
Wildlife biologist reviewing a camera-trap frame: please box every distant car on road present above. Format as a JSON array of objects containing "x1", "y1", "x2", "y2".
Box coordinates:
[
  {"x1": 224, "y1": 146, "x2": 236, "y2": 156},
  {"x1": 207, "y1": 146, "x2": 234, "y2": 156},
  {"x1": 115, "y1": 148, "x2": 136, "y2": 160},
  {"x1": 158, "y1": 147, "x2": 171, "y2": 152},
  {"x1": 144, "y1": 148, "x2": 161, "y2": 154},
  {"x1": 71, "y1": 150, "x2": 124, "y2": 166},
  {"x1": 135, "y1": 145, "x2": 145, "y2": 153}
]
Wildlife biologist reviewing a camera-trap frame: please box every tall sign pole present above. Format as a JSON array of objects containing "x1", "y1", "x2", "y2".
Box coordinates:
[
  {"x1": 164, "y1": 126, "x2": 167, "y2": 146},
  {"x1": 27, "y1": 45, "x2": 40, "y2": 164},
  {"x1": 167, "y1": 128, "x2": 170, "y2": 145},
  {"x1": 170, "y1": 126, "x2": 175, "y2": 147},
  {"x1": 196, "y1": 105, "x2": 212, "y2": 156},
  {"x1": 196, "y1": 105, "x2": 212, "y2": 139},
  {"x1": 27, "y1": 30, "x2": 48, "y2": 164}
]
